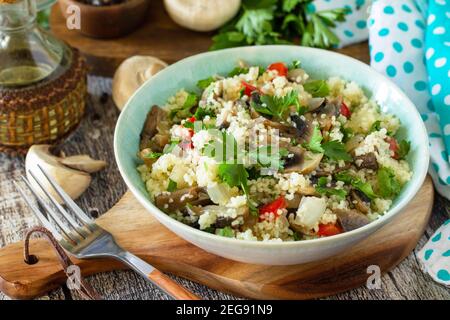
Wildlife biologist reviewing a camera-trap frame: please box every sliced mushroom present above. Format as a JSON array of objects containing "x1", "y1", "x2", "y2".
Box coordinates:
[
  {"x1": 314, "y1": 162, "x2": 351, "y2": 177},
  {"x1": 249, "y1": 92, "x2": 263, "y2": 119},
  {"x1": 286, "y1": 194, "x2": 303, "y2": 209},
  {"x1": 140, "y1": 106, "x2": 170, "y2": 151},
  {"x1": 290, "y1": 114, "x2": 314, "y2": 144},
  {"x1": 307, "y1": 97, "x2": 326, "y2": 112},
  {"x1": 59, "y1": 155, "x2": 107, "y2": 173},
  {"x1": 312, "y1": 100, "x2": 340, "y2": 131},
  {"x1": 214, "y1": 216, "x2": 234, "y2": 228},
  {"x1": 287, "y1": 68, "x2": 307, "y2": 83},
  {"x1": 354, "y1": 152, "x2": 378, "y2": 170},
  {"x1": 25, "y1": 145, "x2": 106, "y2": 203},
  {"x1": 283, "y1": 146, "x2": 323, "y2": 174},
  {"x1": 350, "y1": 189, "x2": 371, "y2": 214},
  {"x1": 139, "y1": 148, "x2": 157, "y2": 167},
  {"x1": 185, "y1": 204, "x2": 248, "y2": 229},
  {"x1": 241, "y1": 207, "x2": 258, "y2": 230},
  {"x1": 345, "y1": 134, "x2": 365, "y2": 153},
  {"x1": 155, "y1": 187, "x2": 211, "y2": 212},
  {"x1": 185, "y1": 204, "x2": 203, "y2": 216},
  {"x1": 334, "y1": 208, "x2": 370, "y2": 232}
]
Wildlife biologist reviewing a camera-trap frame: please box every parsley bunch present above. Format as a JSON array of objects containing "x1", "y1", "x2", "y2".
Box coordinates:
[
  {"x1": 211, "y1": 0, "x2": 349, "y2": 50},
  {"x1": 251, "y1": 90, "x2": 300, "y2": 120}
]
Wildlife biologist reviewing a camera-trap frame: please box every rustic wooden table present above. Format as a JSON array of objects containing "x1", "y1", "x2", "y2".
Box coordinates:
[{"x1": 0, "y1": 75, "x2": 449, "y2": 300}]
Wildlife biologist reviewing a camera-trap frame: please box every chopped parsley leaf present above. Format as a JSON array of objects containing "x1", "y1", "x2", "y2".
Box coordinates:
[{"x1": 303, "y1": 80, "x2": 329, "y2": 98}]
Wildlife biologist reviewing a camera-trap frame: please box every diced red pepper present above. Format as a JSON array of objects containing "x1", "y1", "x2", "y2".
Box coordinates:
[
  {"x1": 241, "y1": 81, "x2": 259, "y2": 96},
  {"x1": 386, "y1": 137, "x2": 399, "y2": 159},
  {"x1": 259, "y1": 196, "x2": 287, "y2": 221},
  {"x1": 188, "y1": 116, "x2": 196, "y2": 123},
  {"x1": 317, "y1": 223, "x2": 343, "y2": 237},
  {"x1": 340, "y1": 101, "x2": 351, "y2": 118},
  {"x1": 267, "y1": 62, "x2": 288, "y2": 77}
]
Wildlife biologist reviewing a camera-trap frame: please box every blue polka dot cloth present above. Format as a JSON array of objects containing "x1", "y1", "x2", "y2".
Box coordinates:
[
  {"x1": 312, "y1": 0, "x2": 449, "y2": 287},
  {"x1": 367, "y1": 0, "x2": 449, "y2": 287},
  {"x1": 418, "y1": 219, "x2": 450, "y2": 286}
]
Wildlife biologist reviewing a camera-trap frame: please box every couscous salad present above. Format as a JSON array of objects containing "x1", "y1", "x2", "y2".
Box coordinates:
[{"x1": 137, "y1": 61, "x2": 412, "y2": 242}]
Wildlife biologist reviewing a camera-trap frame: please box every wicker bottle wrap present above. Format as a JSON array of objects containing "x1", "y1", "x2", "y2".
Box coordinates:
[{"x1": 0, "y1": 49, "x2": 87, "y2": 155}]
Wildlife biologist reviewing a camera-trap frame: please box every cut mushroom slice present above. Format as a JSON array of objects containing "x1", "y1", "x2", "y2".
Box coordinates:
[
  {"x1": 354, "y1": 152, "x2": 378, "y2": 170},
  {"x1": 139, "y1": 148, "x2": 158, "y2": 167},
  {"x1": 350, "y1": 189, "x2": 371, "y2": 214},
  {"x1": 345, "y1": 134, "x2": 365, "y2": 153},
  {"x1": 287, "y1": 68, "x2": 307, "y2": 83},
  {"x1": 186, "y1": 204, "x2": 248, "y2": 229},
  {"x1": 185, "y1": 204, "x2": 203, "y2": 216},
  {"x1": 264, "y1": 119, "x2": 300, "y2": 138},
  {"x1": 263, "y1": 116, "x2": 314, "y2": 144},
  {"x1": 214, "y1": 216, "x2": 235, "y2": 228},
  {"x1": 334, "y1": 208, "x2": 370, "y2": 232},
  {"x1": 283, "y1": 146, "x2": 323, "y2": 174},
  {"x1": 290, "y1": 114, "x2": 314, "y2": 144},
  {"x1": 286, "y1": 194, "x2": 302, "y2": 209},
  {"x1": 59, "y1": 155, "x2": 107, "y2": 173},
  {"x1": 241, "y1": 207, "x2": 258, "y2": 230},
  {"x1": 25, "y1": 145, "x2": 95, "y2": 203},
  {"x1": 140, "y1": 106, "x2": 170, "y2": 151},
  {"x1": 155, "y1": 187, "x2": 211, "y2": 212},
  {"x1": 314, "y1": 162, "x2": 351, "y2": 177},
  {"x1": 307, "y1": 97, "x2": 326, "y2": 112},
  {"x1": 312, "y1": 100, "x2": 340, "y2": 131}
]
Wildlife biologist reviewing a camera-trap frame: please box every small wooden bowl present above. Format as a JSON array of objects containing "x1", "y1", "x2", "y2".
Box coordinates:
[{"x1": 58, "y1": 0, "x2": 150, "y2": 39}]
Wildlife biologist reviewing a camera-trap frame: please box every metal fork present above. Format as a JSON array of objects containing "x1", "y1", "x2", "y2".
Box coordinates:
[{"x1": 15, "y1": 164, "x2": 199, "y2": 300}]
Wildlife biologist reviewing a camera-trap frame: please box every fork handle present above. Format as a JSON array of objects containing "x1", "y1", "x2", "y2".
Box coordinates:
[{"x1": 115, "y1": 251, "x2": 200, "y2": 300}]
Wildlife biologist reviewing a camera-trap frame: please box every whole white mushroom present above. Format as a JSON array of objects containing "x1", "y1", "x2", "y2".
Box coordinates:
[
  {"x1": 112, "y1": 56, "x2": 168, "y2": 111},
  {"x1": 164, "y1": 0, "x2": 242, "y2": 32}
]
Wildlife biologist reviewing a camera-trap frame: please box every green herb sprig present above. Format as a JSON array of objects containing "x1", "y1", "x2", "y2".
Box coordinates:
[{"x1": 211, "y1": 0, "x2": 350, "y2": 50}]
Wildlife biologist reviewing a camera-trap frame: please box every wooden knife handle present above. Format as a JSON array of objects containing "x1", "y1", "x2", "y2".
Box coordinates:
[{"x1": 148, "y1": 269, "x2": 200, "y2": 300}]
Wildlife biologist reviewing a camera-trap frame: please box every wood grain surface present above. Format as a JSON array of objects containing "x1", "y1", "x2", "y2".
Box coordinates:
[
  {"x1": 50, "y1": 0, "x2": 370, "y2": 76},
  {"x1": 0, "y1": 177, "x2": 436, "y2": 300}
]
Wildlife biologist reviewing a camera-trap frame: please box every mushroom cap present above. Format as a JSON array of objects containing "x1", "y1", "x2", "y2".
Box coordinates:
[
  {"x1": 112, "y1": 56, "x2": 168, "y2": 111},
  {"x1": 25, "y1": 145, "x2": 92, "y2": 204},
  {"x1": 164, "y1": 0, "x2": 242, "y2": 32}
]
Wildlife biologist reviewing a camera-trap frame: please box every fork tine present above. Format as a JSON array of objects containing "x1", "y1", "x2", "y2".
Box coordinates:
[
  {"x1": 27, "y1": 170, "x2": 88, "y2": 239},
  {"x1": 36, "y1": 164, "x2": 94, "y2": 226},
  {"x1": 20, "y1": 176, "x2": 79, "y2": 244},
  {"x1": 14, "y1": 181, "x2": 62, "y2": 241}
]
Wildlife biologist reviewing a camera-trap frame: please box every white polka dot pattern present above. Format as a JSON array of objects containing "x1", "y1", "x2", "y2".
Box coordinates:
[{"x1": 369, "y1": 0, "x2": 450, "y2": 203}]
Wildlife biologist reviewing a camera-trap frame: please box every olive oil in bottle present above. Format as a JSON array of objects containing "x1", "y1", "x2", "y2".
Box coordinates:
[
  {"x1": 0, "y1": 0, "x2": 87, "y2": 153},
  {"x1": 0, "y1": 0, "x2": 70, "y2": 88}
]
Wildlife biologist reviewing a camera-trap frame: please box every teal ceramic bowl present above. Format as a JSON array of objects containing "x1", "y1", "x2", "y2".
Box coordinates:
[{"x1": 114, "y1": 46, "x2": 429, "y2": 265}]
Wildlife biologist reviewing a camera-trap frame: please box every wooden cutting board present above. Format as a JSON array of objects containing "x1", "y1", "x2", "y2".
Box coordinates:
[
  {"x1": 49, "y1": 0, "x2": 370, "y2": 76},
  {"x1": 0, "y1": 177, "x2": 433, "y2": 300}
]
